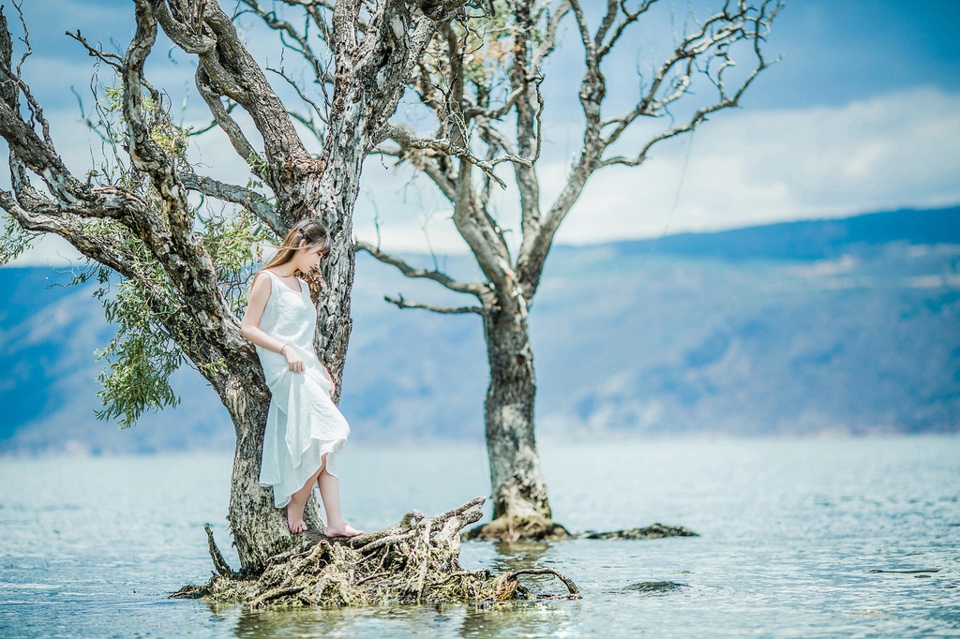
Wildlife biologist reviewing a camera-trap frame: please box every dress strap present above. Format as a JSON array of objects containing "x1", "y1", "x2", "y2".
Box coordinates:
[{"x1": 261, "y1": 269, "x2": 303, "y2": 293}]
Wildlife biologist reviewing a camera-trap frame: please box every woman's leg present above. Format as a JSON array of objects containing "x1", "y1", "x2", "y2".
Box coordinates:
[
  {"x1": 317, "y1": 467, "x2": 363, "y2": 537},
  {"x1": 285, "y1": 463, "x2": 325, "y2": 533}
]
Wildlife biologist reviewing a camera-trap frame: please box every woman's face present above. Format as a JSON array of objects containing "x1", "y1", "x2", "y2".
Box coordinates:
[{"x1": 294, "y1": 241, "x2": 326, "y2": 272}]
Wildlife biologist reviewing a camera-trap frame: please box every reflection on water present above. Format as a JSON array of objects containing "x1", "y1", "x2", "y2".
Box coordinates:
[
  {"x1": 1, "y1": 437, "x2": 959, "y2": 637},
  {"x1": 486, "y1": 541, "x2": 551, "y2": 573},
  {"x1": 220, "y1": 600, "x2": 577, "y2": 639}
]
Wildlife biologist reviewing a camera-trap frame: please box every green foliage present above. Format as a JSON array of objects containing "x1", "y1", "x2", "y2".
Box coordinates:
[
  {"x1": 73, "y1": 79, "x2": 271, "y2": 428},
  {"x1": 0, "y1": 211, "x2": 39, "y2": 265},
  {"x1": 198, "y1": 191, "x2": 277, "y2": 318},
  {"x1": 93, "y1": 279, "x2": 184, "y2": 429},
  {"x1": 6, "y1": 48, "x2": 276, "y2": 431},
  {"x1": 90, "y1": 226, "x2": 187, "y2": 428},
  {"x1": 88, "y1": 195, "x2": 273, "y2": 429}
]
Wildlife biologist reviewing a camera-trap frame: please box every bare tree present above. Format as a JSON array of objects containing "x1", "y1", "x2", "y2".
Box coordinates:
[
  {"x1": 348, "y1": 0, "x2": 782, "y2": 538},
  {"x1": 0, "y1": 0, "x2": 475, "y2": 571}
]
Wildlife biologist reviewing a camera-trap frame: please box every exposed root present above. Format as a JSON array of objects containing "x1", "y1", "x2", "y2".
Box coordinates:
[
  {"x1": 462, "y1": 515, "x2": 571, "y2": 542},
  {"x1": 576, "y1": 524, "x2": 699, "y2": 540},
  {"x1": 173, "y1": 497, "x2": 580, "y2": 608},
  {"x1": 463, "y1": 517, "x2": 699, "y2": 542},
  {"x1": 204, "y1": 523, "x2": 236, "y2": 578}
]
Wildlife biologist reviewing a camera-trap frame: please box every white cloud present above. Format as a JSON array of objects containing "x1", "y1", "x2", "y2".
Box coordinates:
[{"x1": 553, "y1": 87, "x2": 960, "y2": 245}]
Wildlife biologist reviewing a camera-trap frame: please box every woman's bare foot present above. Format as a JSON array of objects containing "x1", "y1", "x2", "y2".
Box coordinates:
[
  {"x1": 286, "y1": 501, "x2": 308, "y2": 534},
  {"x1": 325, "y1": 522, "x2": 363, "y2": 538}
]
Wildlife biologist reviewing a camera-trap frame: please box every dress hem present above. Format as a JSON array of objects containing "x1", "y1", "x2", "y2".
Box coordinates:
[{"x1": 261, "y1": 437, "x2": 346, "y2": 509}]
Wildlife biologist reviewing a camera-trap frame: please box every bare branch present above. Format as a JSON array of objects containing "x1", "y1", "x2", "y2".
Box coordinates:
[
  {"x1": 600, "y1": 1, "x2": 781, "y2": 165},
  {"x1": 188, "y1": 99, "x2": 238, "y2": 137},
  {"x1": 531, "y1": 0, "x2": 571, "y2": 70},
  {"x1": 180, "y1": 172, "x2": 282, "y2": 236},
  {"x1": 381, "y1": 124, "x2": 531, "y2": 189},
  {"x1": 239, "y1": 0, "x2": 333, "y2": 87},
  {"x1": 594, "y1": 0, "x2": 620, "y2": 49},
  {"x1": 567, "y1": 0, "x2": 598, "y2": 68},
  {"x1": 355, "y1": 240, "x2": 483, "y2": 298},
  {"x1": 157, "y1": 0, "x2": 310, "y2": 173},
  {"x1": 1, "y1": 3, "x2": 52, "y2": 146},
  {"x1": 194, "y1": 68, "x2": 266, "y2": 177},
  {"x1": 67, "y1": 29, "x2": 123, "y2": 72},
  {"x1": 597, "y1": 0, "x2": 656, "y2": 59},
  {"x1": 385, "y1": 293, "x2": 485, "y2": 315},
  {"x1": 266, "y1": 64, "x2": 328, "y2": 124},
  {"x1": 601, "y1": 1, "x2": 779, "y2": 146},
  {"x1": 516, "y1": 0, "x2": 781, "y2": 300}
]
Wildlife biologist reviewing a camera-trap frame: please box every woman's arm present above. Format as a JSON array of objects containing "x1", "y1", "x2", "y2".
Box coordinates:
[{"x1": 241, "y1": 273, "x2": 305, "y2": 372}]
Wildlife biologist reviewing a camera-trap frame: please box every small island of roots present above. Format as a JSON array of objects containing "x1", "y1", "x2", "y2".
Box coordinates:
[{"x1": 173, "y1": 497, "x2": 581, "y2": 607}]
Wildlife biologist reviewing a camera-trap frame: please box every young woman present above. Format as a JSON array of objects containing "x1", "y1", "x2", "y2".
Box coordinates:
[{"x1": 240, "y1": 219, "x2": 363, "y2": 537}]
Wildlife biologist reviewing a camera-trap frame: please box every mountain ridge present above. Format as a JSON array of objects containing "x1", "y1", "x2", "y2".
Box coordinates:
[{"x1": 1, "y1": 204, "x2": 958, "y2": 455}]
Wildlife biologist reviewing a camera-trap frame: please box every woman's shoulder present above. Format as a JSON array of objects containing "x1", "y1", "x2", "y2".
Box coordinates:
[{"x1": 252, "y1": 269, "x2": 275, "y2": 291}]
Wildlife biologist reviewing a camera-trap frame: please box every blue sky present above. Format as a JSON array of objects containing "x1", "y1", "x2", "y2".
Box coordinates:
[
  {"x1": 3, "y1": 0, "x2": 960, "y2": 260},
  {"x1": 747, "y1": 0, "x2": 960, "y2": 109}
]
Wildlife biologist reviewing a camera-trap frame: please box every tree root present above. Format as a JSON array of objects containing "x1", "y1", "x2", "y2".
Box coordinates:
[
  {"x1": 172, "y1": 497, "x2": 580, "y2": 608},
  {"x1": 462, "y1": 514, "x2": 572, "y2": 542},
  {"x1": 462, "y1": 517, "x2": 699, "y2": 542},
  {"x1": 575, "y1": 524, "x2": 699, "y2": 540}
]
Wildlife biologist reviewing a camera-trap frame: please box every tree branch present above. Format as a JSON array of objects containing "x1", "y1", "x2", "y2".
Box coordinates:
[
  {"x1": 67, "y1": 29, "x2": 123, "y2": 72},
  {"x1": 194, "y1": 67, "x2": 266, "y2": 178},
  {"x1": 239, "y1": 0, "x2": 334, "y2": 87},
  {"x1": 379, "y1": 124, "x2": 532, "y2": 189},
  {"x1": 355, "y1": 240, "x2": 484, "y2": 298},
  {"x1": 531, "y1": 0, "x2": 571, "y2": 70},
  {"x1": 180, "y1": 172, "x2": 282, "y2": 236},
  {"x1": 601, "y1": 1, "x2": 779, "y2": 147},
  {"x1": 385, "y1": 293, "x2": 485, "y2": 315},
  {"x1": 600, "y1": 0, "x2": 781, "y2": 165},
  {"x1": 156, "y1": 0, "x2": 310, "y2": 178},
  {"x1": 516, "y1": 0, "x2": 780, "y2": 300},
  {"x1": 597, "y1": 0, "x2": 655, "y2": 59},
  {"x1": 267, "y1": 64, "x2": 328, "y2": 125}
]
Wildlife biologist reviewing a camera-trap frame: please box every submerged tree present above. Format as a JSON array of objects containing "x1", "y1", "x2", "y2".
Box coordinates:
[
  {"x1": 346, "y1": 0, "x2": 782, "y2": 538},
  {"x1": 0, "y1": 0, "x2": 478, "y2": 571}
]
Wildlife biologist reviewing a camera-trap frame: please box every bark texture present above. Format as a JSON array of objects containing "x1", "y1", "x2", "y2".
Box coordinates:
[{"x1": 482, "y1": 306, "x2": 548, "y2": 521}]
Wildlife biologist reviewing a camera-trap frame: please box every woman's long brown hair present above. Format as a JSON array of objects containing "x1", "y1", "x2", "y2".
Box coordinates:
[{"x1": 261, "y1": 219, "x2": 332, "y2": 303}]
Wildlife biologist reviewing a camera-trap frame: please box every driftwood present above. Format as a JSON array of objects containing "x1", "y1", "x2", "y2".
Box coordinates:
[
  {"x1": 463, "y1": 518, "x2": 698, "y2": 542},
  {"x1": 575, "y1": 524, "x2": 699, "y2": 540},
  {"x1": 173, "y1": 498, "x2": 580, "y2": 608}
]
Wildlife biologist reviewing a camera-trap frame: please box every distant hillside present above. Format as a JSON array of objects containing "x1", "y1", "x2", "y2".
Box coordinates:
[
  {"x1": 1, "y1": 205, "x2": 958, "y2": 455},
  {"x1": 603, "y1": 205, "x2": 960, "y2": 261}
]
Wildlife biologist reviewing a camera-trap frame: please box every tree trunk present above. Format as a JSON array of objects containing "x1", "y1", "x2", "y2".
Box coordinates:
[
  {"x1": 212, "y1": 373, "x2": 326, "y2": 572},
  {"x1": 217, "y1": 64, "x2": 379, "y2": 570},
  {"x1": 482, "y1": 305, "x2": 552, "y2": 522}
]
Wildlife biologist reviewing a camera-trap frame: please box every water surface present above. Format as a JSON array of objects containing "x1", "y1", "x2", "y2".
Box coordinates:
[{"x1": 1, "y1": 437, "x2": 958, "y2": 637}]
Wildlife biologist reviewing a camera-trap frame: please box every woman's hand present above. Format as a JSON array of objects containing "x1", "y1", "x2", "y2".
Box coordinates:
[{"x1": 283, "y1": 345, "x2": 306, "y2": 373}]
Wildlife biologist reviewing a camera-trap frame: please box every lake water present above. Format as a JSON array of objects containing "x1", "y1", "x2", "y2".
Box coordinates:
[{"x1": 1, "y1": 437, "x2": 958, "y2": 637}]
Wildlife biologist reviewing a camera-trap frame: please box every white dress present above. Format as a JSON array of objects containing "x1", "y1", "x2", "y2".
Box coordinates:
[{"x1": 255, "y1": 269, "x2": 350, "y2": 509}]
